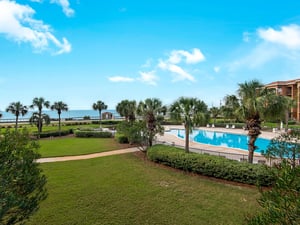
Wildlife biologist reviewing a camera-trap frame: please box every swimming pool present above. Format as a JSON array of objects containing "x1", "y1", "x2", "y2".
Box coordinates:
[{"x1": 167, "y1": 129, "x2": 271, "y2": 153}]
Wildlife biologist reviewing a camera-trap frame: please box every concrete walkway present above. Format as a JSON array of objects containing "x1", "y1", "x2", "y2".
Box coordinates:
[{"x1": 37, "y1": 147, "x2": 139, "y2": 163}]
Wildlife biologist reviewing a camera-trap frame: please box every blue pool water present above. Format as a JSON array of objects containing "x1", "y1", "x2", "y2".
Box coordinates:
[{"x1": 167, "y1": 129, "x2": 271, "y2": 153}]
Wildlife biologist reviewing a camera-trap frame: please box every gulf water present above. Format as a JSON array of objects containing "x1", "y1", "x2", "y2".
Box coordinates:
[{"x1": 0, "y1": 109, "x2": 120, "y2": 121}]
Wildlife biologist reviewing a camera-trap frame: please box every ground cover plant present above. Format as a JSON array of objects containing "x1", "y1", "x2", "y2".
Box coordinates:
[
  {"x1": 27, "y1": 153, "x2": 260, "y2": 225},
  {"x1": 38, "y1": 137, "x2": 132, "y2": 157}
]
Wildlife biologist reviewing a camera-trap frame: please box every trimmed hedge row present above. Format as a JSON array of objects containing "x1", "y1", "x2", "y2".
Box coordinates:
[
  {"x1": 74, "y1": 130, "x2": 112, "y2": 138},
  {"x1": 147, "y1": 145, "x2": 276, "y2": 186},
  {"x1": 33, "y1": 129, "x2": 73, "y2": 138}
]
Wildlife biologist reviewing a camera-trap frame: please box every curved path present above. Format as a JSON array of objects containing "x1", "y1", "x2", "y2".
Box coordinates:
[{"x1": 37, "y1": 147, "x2": 139, "y2": 163}]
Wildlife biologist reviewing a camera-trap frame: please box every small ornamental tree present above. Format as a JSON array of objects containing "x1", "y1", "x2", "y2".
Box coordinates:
[
  {"x1": 247, "y1": 131, "x2": 300, "y2": 225},
  {"x1": 0, "y1": 129, "x2": 47, "y2": 225}
]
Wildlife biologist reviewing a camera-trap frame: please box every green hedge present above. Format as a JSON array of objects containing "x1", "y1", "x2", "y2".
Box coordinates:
[
  {"x1": 74, "y1": 130, "x2": 112, "y2": 138},
  {"x1": 115, "y1": 133, "x2": 129, "y2": 143},
  {"x1": 33, "y1": 129, "x2": 73, "y2": 138},
  {"x1": 147, "y1": 145, "x2": 276, "y2": 186}
]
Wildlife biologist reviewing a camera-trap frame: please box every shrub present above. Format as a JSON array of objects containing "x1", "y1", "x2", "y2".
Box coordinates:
[
  {"x1": 74, "y1": 130, "x2": 112, "y2": 138},
  {"x1": 115, "y1": 133, "x2": 129, "y2": 143},
  {"x1": 32, "y1": 129, "x2": 73, "y2": 138},
  {"x1": 147, "y1": 145, "x2": 276, "y2": 186}
]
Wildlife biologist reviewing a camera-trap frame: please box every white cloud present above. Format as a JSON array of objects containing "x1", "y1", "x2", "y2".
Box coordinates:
[
  {"x1": 138, "y1": 71, "x2": 158, "y2": 86},
  {"x1": 50, "y1": 0, "x2": 74, "y2": 17},
  {"x1": 214, "y1": 66, "x2": 220, "y2": 73},
  {"x1": 258, "y1": 24, "x2": 300, "y2": 49},
  {"x1": 108, "y1": 76, "x2": 135, "y2": 82},
  {"x1": 157, "y1": 48, "x2": 204, "y2": 82},
  {"x1": 158, "y1": 60, "x2": 195, "y2": 82},
  {"x1": 0, "y1": 0, "x2": 71, "y2": 54},
  {"x1": 168, "y1": 48, "x2": 205, "y2": 64}
]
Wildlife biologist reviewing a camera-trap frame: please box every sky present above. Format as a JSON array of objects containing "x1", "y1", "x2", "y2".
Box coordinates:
[{"x1": 1, "y1": 0, "x2": 300, "y2": 110}]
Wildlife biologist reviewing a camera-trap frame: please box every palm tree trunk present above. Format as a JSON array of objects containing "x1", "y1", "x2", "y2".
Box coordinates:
[
  {"x1": 185, "y1": 124, "x2": 190, "y2": 153},
  {"x1": 248, "y1": 136, "x2": 256, "y2": 163},
  {"x1": 58, "y1": 113, "x2": 61, "y2": 136},
  {"x1": 15, "y1": 115, "x2": 18, "y2": 131},
  {"x1": 99, "y1": 110, "x2": 102, "y2": 128}
]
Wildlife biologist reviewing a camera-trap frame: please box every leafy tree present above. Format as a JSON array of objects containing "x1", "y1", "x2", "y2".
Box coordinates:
[
  {"x1": 137, "y1": 98, "x2": 166, "y2": 148},
  {"x1": 92, "y1": 100, "x2": 107, "y2": 128},
  {"x1": 51, "y1": 101, "x2": 68, "y2": 136},
  {"x1": 222, "y1": 94, "x2": 240, "y2": 123},
  {"x1": 169, "y1": 97, "x2": 208, "y2": 153},
  {"x1": 246, "y1": 161, "x2": 300, "y2": 225},
  {"x1": 238, "y1": 80, "x2": 265, "y2": 163},
  {"x1": 209, "y1": 106, "x2": 220, "y2": 124},
  {"x1": 6, "y1": 102, "x2": 28, "y2": 131},
  {"x1": 258, "y1": 90, "x2": 293, "y2": 128},
  {"x1": 0, "y1": 129, "x2": 47, "y2": 224},
  {"x1": 116, "y1": 100, "x2": 137, "y2": 122},
  {"x1": 30, "y1": 97, "x2": 50, "y2": 138},
  {"x1": 263, "y1": 130, "x2": 300, "y2": 169}
]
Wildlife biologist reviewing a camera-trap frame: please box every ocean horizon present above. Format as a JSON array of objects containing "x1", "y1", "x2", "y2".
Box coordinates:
[{"x1": 0, "y1": 109, "x2": 120, "y2": 121}]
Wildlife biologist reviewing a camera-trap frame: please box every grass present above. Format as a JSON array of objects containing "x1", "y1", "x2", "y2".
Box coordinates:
[
  {"x1": 27, "y1": 153, "x2": 260, "y2": 225},
  {"x1": 38, "y1": 137, "x2": 132, "y2": 158}
]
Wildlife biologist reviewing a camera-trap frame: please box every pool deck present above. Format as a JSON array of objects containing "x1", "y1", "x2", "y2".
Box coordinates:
[{"x1": 156, "y1": 125, "x2": 281, "y2": 163}]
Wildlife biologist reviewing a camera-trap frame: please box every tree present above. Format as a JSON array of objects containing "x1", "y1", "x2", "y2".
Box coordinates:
[
  {"x1": 222, "y1": 94, "x2": 240, "y2": 123},
  {"x1": 116, "y1": 100, "x2": 137, "y2": 122},
  {"x1": 92, "y1": 100, "x2": 107, "y2": 128},
  {"x1": 29, "y1": 112, "x2": 51, "y2": 137},
  {"x1": 170, "y1": 97, "x2": 208, "y2": 153},
  {"x1": 51, "y1": 101, "x2": 68, "y2": 136},
  {"x1": 30, "y1": 97, "x2": 50, "y2": 138},
  {"x1": 209, "y1": 106, "x2": 220, "y2": 124},
  {"x1": 137, "y1": 98, "x2": 166, "y2": 148},
  {"x1": 263, "y1": 130, "x2": 300, "y2": 169},
  {"x1": 246, "y1": 161, "x2": 300, "y2": 225},
  {"x1": 0, "y1": 129, "x2": 47, "y2": 224},
  {"x1": 5, "y1": 101, "x2": 28, "y2": 131},
  {"x1": 238, "y1": 80, "x2": 264, "y2": 163}
]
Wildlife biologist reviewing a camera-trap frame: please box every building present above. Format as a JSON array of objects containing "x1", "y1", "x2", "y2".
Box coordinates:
[{"x1": 265, "y1": 79, "x2": 300, "y2": 121}]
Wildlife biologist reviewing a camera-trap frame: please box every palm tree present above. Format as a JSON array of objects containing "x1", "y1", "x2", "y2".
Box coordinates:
[
  {"x1": 29, "y1": 112, "x2": 50, "y2": 136},
  {"x1": 30, "y1": 97, "x2": 50, "y2": 138},
  {"x1": 237, "y1": 79, "x2": 264, "y2": 163},
  {"x1": 6, "y1": 102, "x2": 28, "y2": 131},
  {"x1": 170, "y1": 97, "x2": 208, "y2": 153},
  {"x1": 92, "y1": 100, "x2": 107, "y2": 128},
  {"x1": 51, "y1": 101, "x2": 68, "y2": 136},
  {"x1": 209, "y1": 106, "x2": 220, "y2": 124},
  {"x1": 116, "y1": 100, "x2": 137, "y2": 122},
  {"x1": 137, "y1": 98, "x2": 166, "y2": 148},
  {"x1": 222, "y1": 94, "x2": 240, "y2": 123}
]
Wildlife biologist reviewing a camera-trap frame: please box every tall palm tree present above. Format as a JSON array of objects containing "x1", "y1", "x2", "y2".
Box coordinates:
[
  {"x1": 237, "y1": 79, "x2": 264, "y2": 163},
  {"x1": 116, "y1": 100, "x2": 137, "y2": 122},
  {"x1": 29, "y1": 113, "x2": 50, "y2": 136},
  {"x1": 51, "y1": 101, "x2": 68, "y2": 136},
  {"x1": 30, "y1": 97, "x2": 50, "y2": 138},
  {"x1": 222, "y1": 94, "x2": 240, "y2": 123},
  {"x1": 209, "y1": 106, "x2": 220, "y2": 124},
  {"x1": 92, "y1": 100, "x2": 107, "y2": 127},
  {"x1": 6, "y1": 102, "x2": 28, "y2": 131},
  {"x1": 170, "y1": 97, "x2": 208, "y2": 153},
  {"x1": 137, "y1": 98, "x2": 166, "y2": 148}
]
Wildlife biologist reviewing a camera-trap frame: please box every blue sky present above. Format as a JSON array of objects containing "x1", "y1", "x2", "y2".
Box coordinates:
[{"x1": 1, "y1": 0, "x2": 300, "y2": 110}]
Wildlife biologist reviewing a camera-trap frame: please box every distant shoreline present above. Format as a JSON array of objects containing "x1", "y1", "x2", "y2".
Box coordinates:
[{"x1": 0, "y1": 109, "x2": 121, "y2": 123}]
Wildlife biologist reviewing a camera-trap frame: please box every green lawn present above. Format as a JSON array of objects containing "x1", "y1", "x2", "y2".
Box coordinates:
[
  {"x1": 38, "y1": 137, "x2": 132, "y2": 158},
  {"x1": 28, "y1": 154, "x2": 260, "y2": 225}
]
